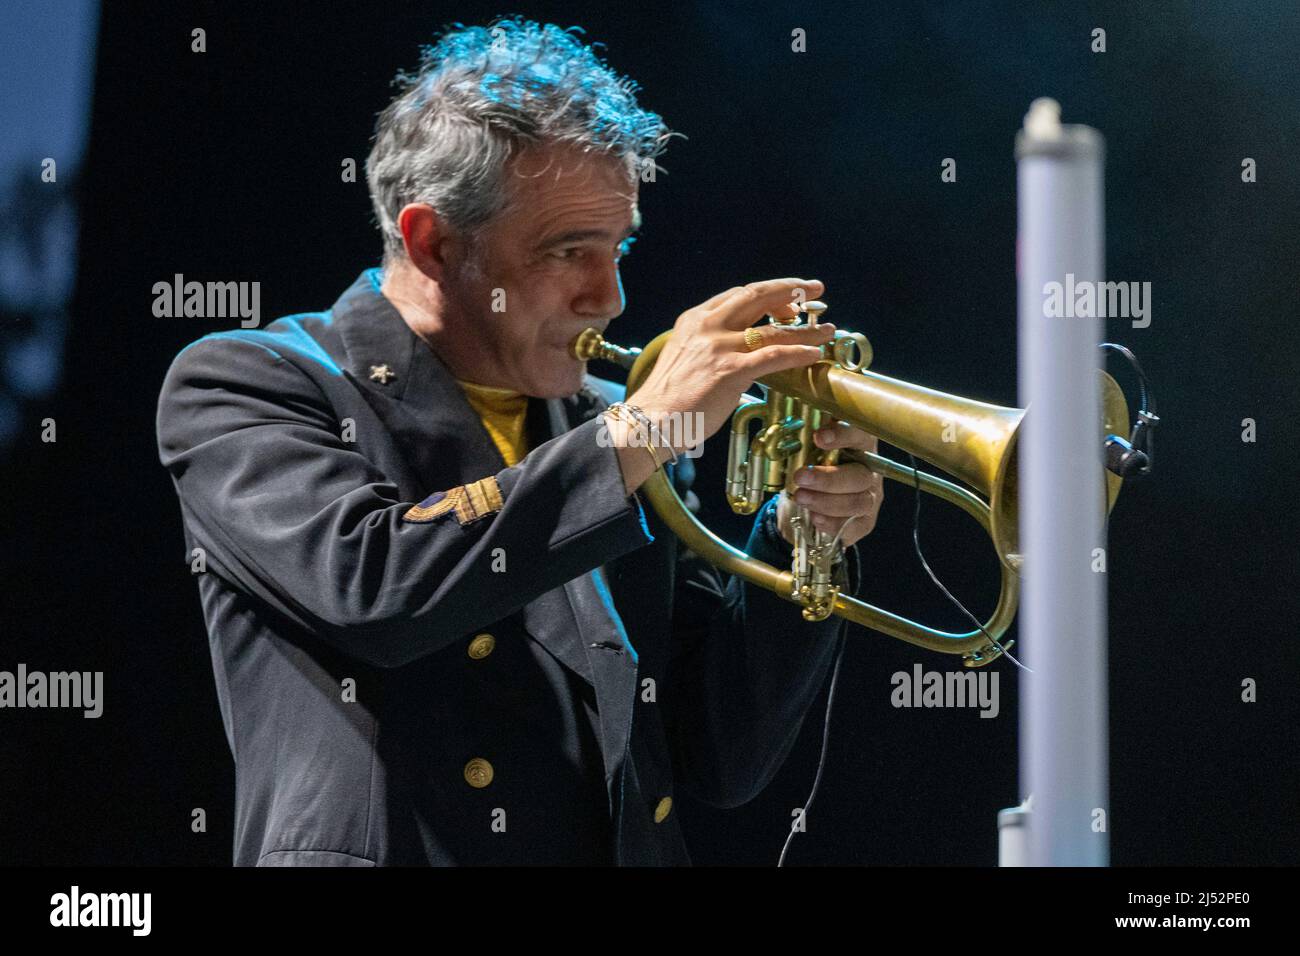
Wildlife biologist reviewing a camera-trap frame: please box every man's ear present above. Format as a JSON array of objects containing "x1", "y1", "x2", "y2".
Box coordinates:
[{"x1": 396, "y1": 203, "x2": 459, "y2": 281}]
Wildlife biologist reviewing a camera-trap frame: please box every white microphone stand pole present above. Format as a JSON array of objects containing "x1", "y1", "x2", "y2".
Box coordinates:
[{"x1": 1004, "y1": 98, "x2": 1108, "y2": 866}]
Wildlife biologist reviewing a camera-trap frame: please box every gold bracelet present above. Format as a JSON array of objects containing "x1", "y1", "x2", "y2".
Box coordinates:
[
  {"x1": 604, "y1": 403, "x2": 670, "y2": 471},
  {"x1": 606, "y1": 402, "x2": 679, "y2": 466}
]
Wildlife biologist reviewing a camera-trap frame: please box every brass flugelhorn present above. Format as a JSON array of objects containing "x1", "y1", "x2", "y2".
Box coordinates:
[{"x1": 571, "y1": 303, "x2": 1129, "y2": 667}]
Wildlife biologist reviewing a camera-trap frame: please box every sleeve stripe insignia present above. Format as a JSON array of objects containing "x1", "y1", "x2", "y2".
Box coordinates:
[{"x1": 403, "y1": 475, "x2": 503, "y2": 525}]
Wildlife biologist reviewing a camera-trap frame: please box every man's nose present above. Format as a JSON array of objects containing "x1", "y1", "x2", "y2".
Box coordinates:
[{"x1": 573, "y1": 260, "x2": 626, "y2": 323}]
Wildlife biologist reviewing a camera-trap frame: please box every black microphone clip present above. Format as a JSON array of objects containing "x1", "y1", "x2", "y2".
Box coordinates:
[{"x1": 1100, "y1": 343, "x2": 1159, "y2": 481}]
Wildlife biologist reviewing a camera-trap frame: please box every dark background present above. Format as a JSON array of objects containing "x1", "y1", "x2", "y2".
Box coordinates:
[{"x1": 2, "y1": 0, "x2": 1296, "y2": 865}]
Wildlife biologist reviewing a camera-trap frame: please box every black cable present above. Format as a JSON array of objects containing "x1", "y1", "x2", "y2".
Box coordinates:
[
  {"x1": 1099, "y1": 342, "x2": 1155, "y2": 416},
  {"x1": 778, "y1": 447, "x2": 1031, "y2": 866},
  {"x1": 905, "y1": 453, "x2": 1029, "y2": 673},
  {"x1": 777, "y1": 616, "x2": 847, "y2": 867},
  {"x1": 778, "y1": 348, "x2": 1152, "y2": 862}
]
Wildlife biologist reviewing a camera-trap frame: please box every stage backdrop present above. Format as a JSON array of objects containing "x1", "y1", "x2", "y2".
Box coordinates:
[{"x1": 1, "y1": 0, "x2": 1296, "y2": 865}]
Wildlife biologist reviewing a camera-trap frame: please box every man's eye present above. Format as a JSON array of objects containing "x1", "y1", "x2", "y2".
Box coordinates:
[{"x1": 548, "y1": 238, "x2": 635, "y2": 262}]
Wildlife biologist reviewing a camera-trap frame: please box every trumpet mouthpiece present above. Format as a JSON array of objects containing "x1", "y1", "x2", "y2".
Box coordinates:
[
  {"x1": 570, "y1": 327, "x2": 642, "y2": 369},
  {"x1": 570, "y1": 327, "x2": 606, "y2": 361}
]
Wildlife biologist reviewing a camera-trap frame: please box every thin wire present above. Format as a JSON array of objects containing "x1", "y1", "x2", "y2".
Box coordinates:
[
  {"x1": 778, "y1": 444, "x2": 1028, "y2": 868},
  {"x1": 778, "y1": 587, "x2": 848, "y2": 867},
  {"x1": 1099, "y1": 342, "x2": 1153, "y2": 415},
  {"x1": 776, "y1": 485, "x2": 851, "y2": 867},
  {"x1": 906, "y1": 453, "x2": 1031, "y2": 674}
]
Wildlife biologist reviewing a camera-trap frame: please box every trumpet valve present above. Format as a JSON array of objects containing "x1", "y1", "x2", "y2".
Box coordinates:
[
  {"x1": 802, "y1": 300, "x2": 828, "y2": 323},
  {"x1": 798, "y1": 584, "x2": 838, "y2": 622}
]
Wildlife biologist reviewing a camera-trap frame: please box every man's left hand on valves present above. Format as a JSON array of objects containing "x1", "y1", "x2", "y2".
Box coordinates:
[{"x1": 775, "y1": 421, "x2": 884, "y2": 549}]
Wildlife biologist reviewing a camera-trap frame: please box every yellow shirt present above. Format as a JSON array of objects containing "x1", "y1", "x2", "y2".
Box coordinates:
[{"x1": 455, "y1": 378, "x2": 531, "y2": 467}]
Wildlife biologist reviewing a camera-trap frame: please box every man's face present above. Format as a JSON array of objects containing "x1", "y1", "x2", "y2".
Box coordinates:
[{"x1": 443, "y1": 143, "x2": 640, "y2": 398}]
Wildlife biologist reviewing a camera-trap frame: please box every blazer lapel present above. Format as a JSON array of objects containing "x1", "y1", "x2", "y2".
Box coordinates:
[{"x1": 332, "y1": 269, "x2": 501, "y2": 491}]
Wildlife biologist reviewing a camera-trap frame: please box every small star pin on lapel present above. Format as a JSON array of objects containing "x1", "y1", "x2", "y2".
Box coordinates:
[{"x1": 369, "y1": 363, "x2": 396, "y2": 385}]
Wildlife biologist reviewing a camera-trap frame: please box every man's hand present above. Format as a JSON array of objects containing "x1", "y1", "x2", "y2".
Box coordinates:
[
  {"x1": 776, "y1": 421, "x2": 884, "y2": 549},
  {"x1": 611, "y1": 277, "x2": 834, "y2": 495}
]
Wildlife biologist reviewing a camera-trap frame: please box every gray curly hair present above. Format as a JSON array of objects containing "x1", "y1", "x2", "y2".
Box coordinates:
[{"x1": 365, "y1": 16, "x2": 675, "y2": 268}]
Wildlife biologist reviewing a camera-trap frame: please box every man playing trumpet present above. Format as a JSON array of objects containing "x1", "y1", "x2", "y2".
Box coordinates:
[{"x1": 157, "y1": 16, "x2": 882, "y2": 866}]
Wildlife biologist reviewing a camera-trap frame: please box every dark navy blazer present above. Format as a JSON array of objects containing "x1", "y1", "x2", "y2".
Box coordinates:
[{"x1": 156, "y1": 268, "x2": 858, "y2": 866}]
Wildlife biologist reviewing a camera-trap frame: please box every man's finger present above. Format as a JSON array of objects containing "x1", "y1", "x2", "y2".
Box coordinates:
[
  {"x1": 742, "y1": 341, "x2": 831, "y2": 380},
  {"x1": 708, "y1": 278, "x2": 825, "y2": 330},
  {"x1": 737, "y1": 319, "x2": 835, "y2": 356},
  {"x1": 813, "y1": 421, "x2": 878, "y2": 451},
  {"x1": 795, "y1": 487, "x2": 878, "y2": 518},
  {"x1": 793, "y1": 461, "x2": 874, "y2": 494},
  {"x1": 809, "y1": 510, "x2": 876, "y2": 539}
]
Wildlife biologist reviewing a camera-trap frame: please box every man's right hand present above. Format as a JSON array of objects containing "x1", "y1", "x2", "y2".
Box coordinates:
[{"x1": 608, "y1": 277, "x2": 834, "y2": 494}]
